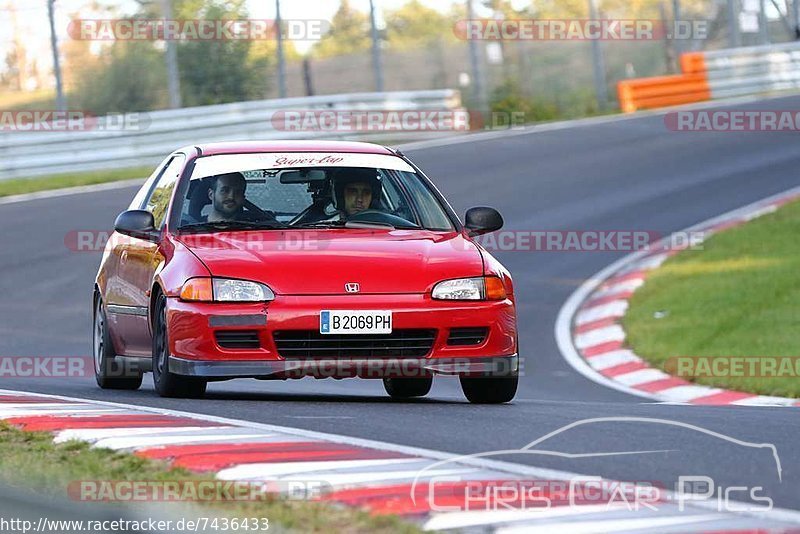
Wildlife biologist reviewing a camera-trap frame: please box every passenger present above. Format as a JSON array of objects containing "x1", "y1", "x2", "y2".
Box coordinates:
[{"x1": 207, "y1": 172, "x2": 247, "y2": 222}]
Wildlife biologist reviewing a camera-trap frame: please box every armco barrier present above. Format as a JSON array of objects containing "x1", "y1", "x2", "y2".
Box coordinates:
[
  {"x1": 0, "y1": 90, "x2": 465, "y2": 180},
  {"x1": 618, "y1": 41, "x2": 800, "y2": 112}
]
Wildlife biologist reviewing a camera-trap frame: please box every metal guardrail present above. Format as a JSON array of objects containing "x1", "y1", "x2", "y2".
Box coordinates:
[
  {"x1": 0, "y1": 89, "x2": 465, "y2": 180},
  {"x1": 618, "y1": 42, "x2": 800, "y2": 112}
]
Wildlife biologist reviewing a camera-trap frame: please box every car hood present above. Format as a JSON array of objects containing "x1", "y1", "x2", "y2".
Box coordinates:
[{"x1": 178, "y1": 229, "x2": 484, "y2": 295}]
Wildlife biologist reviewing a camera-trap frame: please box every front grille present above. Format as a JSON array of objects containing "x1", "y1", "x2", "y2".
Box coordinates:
[
  {"x1": 273, "y1": 329, "x2": 437, "y2": 359},
  {"x1": 215, "y1": 330, "x2": 261, "y2": 349},
  {"x1": 447, "y1": 327, "x2": 489, "y2": 346}
]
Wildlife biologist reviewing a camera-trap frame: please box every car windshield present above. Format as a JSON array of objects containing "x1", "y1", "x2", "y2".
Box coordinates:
[{"x1": 176, "y1": 153, "x2": 455, "y2": 232}]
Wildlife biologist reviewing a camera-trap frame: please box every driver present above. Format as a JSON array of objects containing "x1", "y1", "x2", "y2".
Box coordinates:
[
  {"x1": 332, "y1": 168, "x2": 382, "y2": 217},
  {"x1": 207, "y1": 172, "x2": 247, "y2": 222}
]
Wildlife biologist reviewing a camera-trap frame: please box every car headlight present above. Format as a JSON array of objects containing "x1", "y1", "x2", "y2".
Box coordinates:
[
  {"x1": 431, "y1": 276, "x2": 507, "y2": 301},
  {"x1": 180, "y1": 278, "x2": 275, "y2": 302}
]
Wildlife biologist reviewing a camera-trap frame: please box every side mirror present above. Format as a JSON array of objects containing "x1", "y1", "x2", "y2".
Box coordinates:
[
  {"x1": 114, "y1": 210, "x2": 159, "y2": 241},
  {"x1": 465, "y1": 207, "x2": 503, "y2": 237}
]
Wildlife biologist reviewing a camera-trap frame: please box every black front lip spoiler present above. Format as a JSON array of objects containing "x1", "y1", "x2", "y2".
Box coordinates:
[{"x1": 169, "y1": 354, "x2": 519, "y2": 379}]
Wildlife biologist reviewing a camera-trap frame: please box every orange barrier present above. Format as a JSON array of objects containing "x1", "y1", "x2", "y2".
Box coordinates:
[
  {"x1": 617, "y1": 52, "x2": 709, "y2": 113},
  {"x1": 679, "y1": 52, "x2": 707, "y2": 74}
]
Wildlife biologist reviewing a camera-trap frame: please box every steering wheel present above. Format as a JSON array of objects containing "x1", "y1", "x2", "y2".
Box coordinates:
[
  {"x1": 348, "y1": 209, "x2": 416, "y2": 227},
  {"x1": 241, "y1": 200, "x2": 280, "y2": 223}
]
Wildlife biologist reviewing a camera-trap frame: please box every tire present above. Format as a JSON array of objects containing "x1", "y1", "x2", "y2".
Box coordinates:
[
  {"x1": 152, "y1": 294, "x2": 207, "y2": 398},
  {"x1": 460, "y1": 375, "x2": 518, "y2": 404},
  {"x1": 383, "y1": 376, "x2": 433, "y2": 399},
  {"x1": 93, "y1": 297, "x2": 143, "y2": 390}
]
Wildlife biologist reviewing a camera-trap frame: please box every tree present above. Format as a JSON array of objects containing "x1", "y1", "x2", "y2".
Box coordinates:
[
  {"x1": 521, "y1": 0, "x2": 711, "y2": 18},
  {"x1": 61, "y1": 32, "x2": 97, "y2": 93},
  {"x1": 311, "y1": 0, "x2": 371, "y2": 58},
  {"x1": 175, "y1": 2, "x2": 271, "y2": 106},
  {"x1": 385, "y1": 0, "x2": 459, "y2": 50},
  {"x1": 70, "y1": 41, "x2": 166, "y2": 114},
  {"x1": 1, "y1": 48, "x2": 22, "y2": 91}
]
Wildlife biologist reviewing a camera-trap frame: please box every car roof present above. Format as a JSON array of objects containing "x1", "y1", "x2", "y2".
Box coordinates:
[{"x1": 179, "y1": 140, "x2": 396, "y2": 157}]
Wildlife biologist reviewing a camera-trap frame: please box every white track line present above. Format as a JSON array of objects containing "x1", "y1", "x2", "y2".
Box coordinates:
[
  {"x1": 573, "y1": 325, "x2": 626, "y2": 350},
  {"x1": 587, "y1": 351, "x2": 642, "y2": 371},
  {"x1": 732, "y1": 396, "x2": 798, "y2": 407},
  {"x1": 53, "y1": 425, "x2": 233, "y2": 444},
  {"x1": 495, "y1": 514, "x2": 728, "y2": 534},
  {"x1": 279, "y1": 467, "x2": 478, "y2": 488},
  {"x1": 217, "y1": 458, "x2": 424, "y2": 481},
  {"x1": 0, "y1": 178, "x2": 145, "y2": 206},
  {"x1": 3, "y1": 388, "x2": 800, "y2": 526},
  {"x1": 92, "y1": 433, "x2": 282, "y2": 451},
  {"x1": 555, "y1": 184, "x2": 800, "y2": 404},
  {"x1": 575, "y1": 301, "x2": 629, "y2": 326},
  {"x1": 613, "y1": 369, "x2": 672, "y2": 387},
  {"x1": 590, "y1": 279, "x2": 645, "y2": 300},
  {"x1": 423, "y1": 503, "x2": 635, "y2": 531},
  {"x1": 655, "y1": 385, "x2": 722, "y2": 403},
  {"x1": 0, "y1": 407, "x2": 125, "y2": 418}
]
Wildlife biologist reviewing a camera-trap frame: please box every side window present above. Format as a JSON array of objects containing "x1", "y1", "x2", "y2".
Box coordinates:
[
  {"x1": 128, "y1": 156, "x2": 171, "y2": 210},
  {"x1": 379, "y1": 170, "x2": 401, "y2": 212},
  {"x1": 398, "y1": 171, "x2": 454, "y2": 231},
  {"x1": 145, "y1": 155, "x2": 185, "y2": 229}
]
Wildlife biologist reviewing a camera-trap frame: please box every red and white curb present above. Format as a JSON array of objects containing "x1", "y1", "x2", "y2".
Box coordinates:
[
  {"x1": 557, "y1": 186, "x2": 800, "y2": 408},
  {"x1": 3, "y1": 389, "x2": 800, "y2": 532}
]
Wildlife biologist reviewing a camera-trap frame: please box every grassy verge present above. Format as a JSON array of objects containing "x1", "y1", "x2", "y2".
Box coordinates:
[
  {"x1": 0, "y1": 89, "x2": 56, "y2": 111},
  {"x1": 623, "y1": 200, "x2": 800, "y2": 398},
  {"x1": 0, "y1": 423, "x2": 419, "y2": 533},
  {"x1": 0, "y1": 167, "x2": 152, "y2": 198}
]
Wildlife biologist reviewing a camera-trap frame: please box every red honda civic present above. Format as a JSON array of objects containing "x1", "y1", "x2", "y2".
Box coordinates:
[{"x1": 93, "y1": 141, "x2": 518, "y2": 403}]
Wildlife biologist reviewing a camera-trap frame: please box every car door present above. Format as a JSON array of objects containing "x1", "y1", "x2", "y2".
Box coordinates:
[{"x1": 107, "y1": 154, "x2": 185, "y2": 356}]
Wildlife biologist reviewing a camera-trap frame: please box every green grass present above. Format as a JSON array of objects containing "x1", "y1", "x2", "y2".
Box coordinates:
[
  {"x1": 0, "y1": 167, "x2": 152, "y2": 197},
  {"x1": 0, "y1": 89, "x2": 56, "y2": 112},
  {"x1": 0, "y1": 423, "x2": 420, "y2": 533},
  {"x1": 623, "y1": 200, "x2": 800, "y2": 398}
]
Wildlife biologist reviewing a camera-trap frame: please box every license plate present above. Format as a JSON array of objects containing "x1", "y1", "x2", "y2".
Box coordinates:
[{"x1": 320, "y1": 310, "x2": 392, "y2": 334}]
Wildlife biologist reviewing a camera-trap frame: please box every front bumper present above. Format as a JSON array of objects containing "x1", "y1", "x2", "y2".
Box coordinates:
[
  {"x1": 170, "y1": 354, "x2": 519, "y2": 379},
  {"x1": 166, "y1": 293, "x2": 517, "y2": 378}
]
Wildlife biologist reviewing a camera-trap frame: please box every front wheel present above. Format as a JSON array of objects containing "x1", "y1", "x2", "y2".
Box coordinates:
[
  {"x1": 94, "y1": 298, "x2": 142, "y2": 390},
  {"x1": 152, "y1": 294, "x2": 207, "y2": 398},
  {"x1": 460, "y1": 375, "x2": 518, "y2": 404},
  {"x1": 383, "y1": 376, "x2": 433, "y2": 399}
]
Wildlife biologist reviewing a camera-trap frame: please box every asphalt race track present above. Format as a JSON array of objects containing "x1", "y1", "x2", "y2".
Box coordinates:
[{"x1": 1, "y1": 95, "x2": 799, "y2": 511}]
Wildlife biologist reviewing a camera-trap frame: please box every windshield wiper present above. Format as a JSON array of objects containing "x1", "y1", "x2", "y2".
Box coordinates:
[
  {"x1": 292, "y1": 220, "x2": 423, "y2": 230},
  {"x1": 345, "y1": 220, "x2": 396, "y2": 229},
  {"x1": 291, "y1": 221, "x2": 347, "y2": 229},
  {"x1": 179, "y1": 220, "x2": 286, "y2": 232}
]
